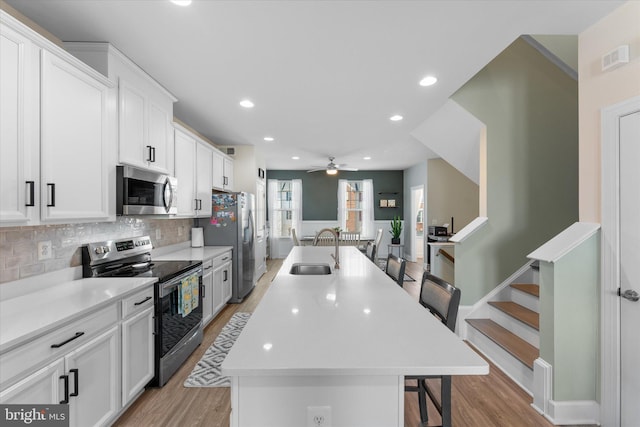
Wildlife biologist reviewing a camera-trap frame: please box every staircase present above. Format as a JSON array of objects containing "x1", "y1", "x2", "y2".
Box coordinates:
[{"x1": 465, "y1": 263, "x2": 540, "y2": 394}]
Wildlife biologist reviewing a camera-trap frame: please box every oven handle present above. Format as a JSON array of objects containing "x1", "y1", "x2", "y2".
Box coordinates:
[{"x1": 160, "y1": 266, "x2": 203, "y2": 297}]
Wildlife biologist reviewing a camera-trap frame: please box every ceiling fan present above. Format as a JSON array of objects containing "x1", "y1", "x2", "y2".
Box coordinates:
[{"x1": 306, "y1": 156, "x2": 358, "y2": 175}]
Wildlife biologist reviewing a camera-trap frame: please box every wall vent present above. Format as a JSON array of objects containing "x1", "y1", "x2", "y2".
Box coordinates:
[
  {"x1": 602, "y1": 45, "x2": 629, "y2": 72},
  {"x1": 225, "y1": 147, "x2": 235, "y2": 156}
]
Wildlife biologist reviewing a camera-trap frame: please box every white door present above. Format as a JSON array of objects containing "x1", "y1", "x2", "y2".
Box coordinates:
[
  {"x1": 196, "y1": 141, "x2": 213, "y2": 217},
  {"x1": 174, "y1": 128, "x2": 196, "y2": 216},
  {"x1": 620, "y1": 110, "x2": 640, "y2": 425},
  {"x1": 0, "y1": 359, "x2": 64, "y2": 404},
  {"x1": 121, "y1": 306, "x2": 154, "y2": 406}
]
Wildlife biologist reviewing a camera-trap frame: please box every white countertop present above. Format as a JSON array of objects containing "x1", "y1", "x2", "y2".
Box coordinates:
[
  {"x1": 153, "y1": 245, "x2": 233, "y2": 261},
  {"x1": 0, "y1": 277, "x2": 157, "y2": 353},
  {"x1": 222, "y1": 246, "x2": 488, "y2": 377}
]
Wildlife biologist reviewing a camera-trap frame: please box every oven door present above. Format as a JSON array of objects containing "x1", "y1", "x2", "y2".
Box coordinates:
[
  {"x1": 117, "y1": 165, "x2": 177, "y2": 215},
  {"x1": 158, "y1": 267, "x2": 203, "y2": 358}
]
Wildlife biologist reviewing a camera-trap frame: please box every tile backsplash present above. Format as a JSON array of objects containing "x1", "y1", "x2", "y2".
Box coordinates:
[{"x1": 0, "y1": 217, "x2": 193, "y2": 284}]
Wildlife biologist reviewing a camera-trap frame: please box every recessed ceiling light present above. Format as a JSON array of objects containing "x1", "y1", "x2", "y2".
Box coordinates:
[
  {"x1": 292, "y1": 156, "x2": 300, "y2": 160},
  {"x1": 363, "y1": 156, "x2": 371, "y2": 160},
  {"x1": 419, "y1": 75, "x2": 438, "y2": 86},
  {"x1": 239, "y1": 99, "x2": 254, "y2": 108},
  {"x1": 170, "y1": 0, "x2": 192, "y2": 6},
  {"x1": 389, "y1": 115, "x2": 403, "y2": 121},
  {"x1": 263, "y1": 136, "x2": 275, "y2": 142}
]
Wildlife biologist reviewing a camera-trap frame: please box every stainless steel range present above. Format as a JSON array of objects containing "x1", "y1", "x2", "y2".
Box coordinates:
[{"x1": 82, "y1": 236, "x2": 203, "y2": 387}]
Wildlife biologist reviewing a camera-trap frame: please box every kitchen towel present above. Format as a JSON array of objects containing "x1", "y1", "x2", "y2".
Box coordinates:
[{"x1": 179, "y1": 273, "x2": 199, "y2": 316}]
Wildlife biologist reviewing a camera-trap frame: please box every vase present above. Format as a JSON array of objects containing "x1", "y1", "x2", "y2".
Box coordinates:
[{"x1": 391, "y1": 237, "x2": 400, "y2": 244}]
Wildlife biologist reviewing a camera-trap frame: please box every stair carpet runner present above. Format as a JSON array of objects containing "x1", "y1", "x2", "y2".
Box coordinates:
[{"x1": 466, "y1": 283, "x2": 539, "y2": 370}]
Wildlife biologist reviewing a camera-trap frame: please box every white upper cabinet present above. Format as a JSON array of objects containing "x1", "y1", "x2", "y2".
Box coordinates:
[
  {"x1": 223, "y1": 157, "x2": 234, "y2": 192},
  {"x1": 40, "y1": 51, "x2": 112, "y2": 223},
  {"x1": 196, "y1": 140, "x2": 213, "y2": 217},
  {"x1": 212, "y1": 149, "x2": 225, "y2": 190},
  {"x1": 0, "y1": 22, "x2": 39, "y2": 226},
  {"x1": 174, "y1": 127, "x2": 196, "y2": 217},
  {"x1": 0, "y1": 12, "x2": 115, "y2": 226},
  {"x1": 65, "y1": 42, "x2": 177, "y2": 175},
  {"x1": 174, "y1": 124, "x2": 214, "y2": 218}
]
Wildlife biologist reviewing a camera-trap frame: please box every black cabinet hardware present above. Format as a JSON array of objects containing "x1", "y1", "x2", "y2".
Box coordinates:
[
  {"x1": 146, "y1": 145, "x2": 153, "y2": 162},
  {"x1": 134, "y1": 296, "x2": 152, "y2": 306},
  {"x1": 50, "y1": 332, "x2": 84, "y2": 348},
  {"x1": 70, "y1": 369, "x2": 79, "y2": 397},
  {"x1": 151, "y1": 146, "x2": 156, "y2": 163},
  {"x1": 60, "y1": 375, "x2": 69, "y2": 404},
  {"x1": 200, "y1": 283, "x2": 205, "y2": 298},
  {"x1": 46, "y1": 183, "x2": 56, "y2": 207},
  {"x1": 223, "y1": 270, "x2": 228, "y2": 282},
  {"x1": 25, "y1": 181, "x2": 35, "y2": 206}
]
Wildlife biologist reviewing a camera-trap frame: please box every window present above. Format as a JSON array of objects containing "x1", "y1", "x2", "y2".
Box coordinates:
[
  {"x1": 338, "y1": 179, "x2": 374, "y2": 237},
  {"x1": 268, "y1": 179, "x2": 302, "y2": 238}
]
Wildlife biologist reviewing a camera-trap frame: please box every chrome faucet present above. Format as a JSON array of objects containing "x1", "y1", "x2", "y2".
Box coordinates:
[{"x1": 315, "y1": 228, "x2": 340, "y2": 269}]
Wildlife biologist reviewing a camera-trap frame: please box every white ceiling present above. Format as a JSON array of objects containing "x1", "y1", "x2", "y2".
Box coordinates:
[{"x1": 6, "y1": 0, "x2": 622, "y2": 171}]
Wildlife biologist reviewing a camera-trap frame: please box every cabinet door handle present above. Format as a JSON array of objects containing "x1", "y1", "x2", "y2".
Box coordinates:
[
  {"x1": 223, "y1": 270, "x2": 228, "y2": 282},
  {"x1": 60, "y1": 375, "x2": 69, "y2": 404},
  {"x1": 25, "y1": 181, "x2": 35, "y2": 206},
  {"x1": 70, "y1": 368, "x2": 79, "y2": 397},
  {"x1": 198, "y1": 199, "x2": 202, "y2": 210},
  {"x1": 51, "y1": 332, "x2": 84, "y2": 348},
  {"x1": 221, "y1": 257, "x2": 229, "y2": 261},
  {"x1": 204, "y1": 265, "x2": 212, "y2": 270},
  {"x1": 146, "y1": 145, "x2": 153, "y2": 162},
  {"x1": 134, "y1": 296, "x2": 152, "y2": 306},
  {"x1": 46, "y1": 183, "x2": 56, "y2": 207},
  {"x1": 151, "y1": 146, "x2": 156, "y2": 163},
  {"x1": 194, "y1": 198, "x2": 199, "y2": 211}
]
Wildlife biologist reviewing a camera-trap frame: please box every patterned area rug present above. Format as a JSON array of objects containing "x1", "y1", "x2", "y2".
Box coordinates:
[{"x1": 183, "y1": 312, "x2": 251, "y2": 387}]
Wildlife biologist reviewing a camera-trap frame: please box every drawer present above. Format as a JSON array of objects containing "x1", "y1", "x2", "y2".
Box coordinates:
[
  {"x1": 121, "y1": 286, "x2": 155, "y2": 318},
  {"x1": 0, "y1": 304, "x2": 118, "y2": 389},
  {"x1": 212, "y1": 251, "x2": 232, "y2": 268},
  {"x1": 203, "y1": 259, "x2": 213, "y2": 273}
]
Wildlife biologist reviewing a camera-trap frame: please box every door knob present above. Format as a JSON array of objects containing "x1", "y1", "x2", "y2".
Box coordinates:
[{"x1": 621, "y1": 289, "x2": 640, "y2": 302}]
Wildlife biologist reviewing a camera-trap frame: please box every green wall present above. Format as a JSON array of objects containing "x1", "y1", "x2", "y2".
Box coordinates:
[
  {"x1": 266, "y1": 170, "x2": 404, "y2": 220},
  {"x1": 451, "y1": 37, "x2": 579, "y2": 305}
]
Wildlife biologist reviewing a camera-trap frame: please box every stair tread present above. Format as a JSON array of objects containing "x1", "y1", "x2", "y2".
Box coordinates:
[
  {"x1": 488, "y1": 301, "x2": 539, "y2": 330},
  {"x1": 510, "y1": 283, "x2": 540, "y2": 297},
  {"x1": 466, "y1": 318, "x2": 538, "y2": 369}
]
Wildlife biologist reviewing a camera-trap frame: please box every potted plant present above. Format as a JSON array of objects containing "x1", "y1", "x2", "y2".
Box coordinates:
[
  {"x1": 332, "y1": 226, "x2": 342, "y2": 237},
  {"x1": 390, "y1": 216, "x2": 402, "y2": 244}
]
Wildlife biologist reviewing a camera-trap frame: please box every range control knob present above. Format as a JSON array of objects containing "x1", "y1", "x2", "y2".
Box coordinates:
[
  {"x1": 95, "y1": 247, "x2": 104, "y2": 254},
  {"x1": 103, "y1": 246, "x2": 110, "y2": 253}
]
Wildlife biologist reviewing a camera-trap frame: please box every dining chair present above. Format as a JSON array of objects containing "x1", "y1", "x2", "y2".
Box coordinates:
[
  {"x1": 373, "y1": 228, "x2": 383, "y2": 250},
  {"x1": 385, "y1": 253, "x2": 406, "y2": 286},
  {"x1": 291, "y1": 228, "x2": 300, "y2": 246},
  {"x1": 405, "y1": 272, "x2": 461, "y2": 427},
  {"x1": 340, "y1": 232, "x2": 360, "y2": 247},
  {"x1": 365, "y1": 242, "x2": 376, "y2": 263},
  {"x1": 313, "y1": 229, "x2": 337, "y2": 246}
]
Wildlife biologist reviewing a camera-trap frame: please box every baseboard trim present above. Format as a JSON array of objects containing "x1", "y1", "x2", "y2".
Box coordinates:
[{"x1": 546, "y1": 400, "x2": 600, "y2": 425}]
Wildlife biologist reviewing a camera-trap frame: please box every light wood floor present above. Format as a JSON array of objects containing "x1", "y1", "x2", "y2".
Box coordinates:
[{"x1": 114, "y1": 258, "x2": 570, "y2": 427}]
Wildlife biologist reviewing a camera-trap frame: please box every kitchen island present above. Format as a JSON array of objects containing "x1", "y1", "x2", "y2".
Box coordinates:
[{"x1": 222, "y1": 246, "x2": 488, "y2": 426}]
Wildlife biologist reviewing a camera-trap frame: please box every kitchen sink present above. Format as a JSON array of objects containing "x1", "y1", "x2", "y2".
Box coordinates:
[{"x1": 289, "y1": 263, "x2": 332, "y2": 275}]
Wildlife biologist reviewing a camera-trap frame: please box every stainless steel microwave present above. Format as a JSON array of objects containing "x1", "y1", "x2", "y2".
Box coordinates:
[{"x1": 116, "y1": 166, "x2": 178, "y2": 215}]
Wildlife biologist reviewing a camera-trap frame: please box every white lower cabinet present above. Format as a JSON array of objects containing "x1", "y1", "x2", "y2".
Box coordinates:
[
  {"x1": 65, "y1": 326, "x2": 119, "y2": 427},
  {"x1": 0, "y1": 359, "x2": 65, "y2": 404},
  {"x1": 201, "y1": 259, "x2": 215, "y2": 327},
  {"x1": 201, "y1": 251, "x2": 233, "y2": 328},
  {"x1": 0, "y1": 285, "x2": 155, "y2": 426},
  {"x1": 121, "y1": 306, "x2": 154, "y2": 407}
]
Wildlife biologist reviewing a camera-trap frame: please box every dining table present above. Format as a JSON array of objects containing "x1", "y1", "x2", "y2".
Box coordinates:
[{"x1": 222, "y1": 246, "x2": 488, "y2": 426}]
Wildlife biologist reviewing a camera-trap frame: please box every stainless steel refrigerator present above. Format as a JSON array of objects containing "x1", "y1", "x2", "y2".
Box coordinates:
[{"x1": 198, "y1": 192, "x2": 256, "y2": 302}]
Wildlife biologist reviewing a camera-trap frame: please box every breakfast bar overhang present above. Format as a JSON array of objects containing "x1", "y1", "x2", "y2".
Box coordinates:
[{"x1": 222, "y1": 246, "x2": 489, "y2": 426}]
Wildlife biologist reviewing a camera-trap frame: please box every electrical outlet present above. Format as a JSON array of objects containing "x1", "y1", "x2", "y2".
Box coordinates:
[
  {"x1": 156, "y1": 229, "x2": 161, "y2": 240},
  {"x1": 38, "y1": 241, "x2": 53, "y2": 260},
  {"x1": 307, "y1": 406, "x2": 331, "y2": 427}
]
